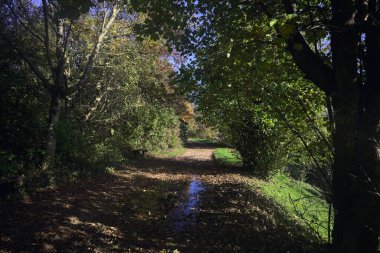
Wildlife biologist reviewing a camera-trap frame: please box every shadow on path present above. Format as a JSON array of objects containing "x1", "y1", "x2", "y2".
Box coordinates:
[{"x1": 0, "y1": 142, "x2": 324, "y2": 253}]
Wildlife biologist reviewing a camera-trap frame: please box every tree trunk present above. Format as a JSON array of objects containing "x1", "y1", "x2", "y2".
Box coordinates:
[
  {"x1": 281, "y1": 0, "x2": 379, "y2": 250},
  {"x1": 332, "y1": 73, "x2": 380, "y2": 253},
  {"x1": 350, "y1": 8, "x2": 380, "y2": 251},
  {"x1": 41, "y1": 17, "x2": 65, "y2": 174},
  {"x1": 41, "y1": 91, "x2": 62, "y2": 172},
  {"x1": 330, "y1": 1, "x2": 380, "y2": 252}
]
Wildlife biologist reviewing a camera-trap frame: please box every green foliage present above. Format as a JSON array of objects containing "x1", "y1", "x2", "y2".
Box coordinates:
[
  {"x1": 217, "y1": 108, "x2": 282, "y2": 177},
  {"x1": 167, "y1": 16, "x2": 331, "y2": 178},
  {"x1": 0, "y1": 39, "x2": 47, "y2": 177},
  {"x1": 120, "y1": 106, "x2": 182, "y2": 152},
  {"x1": 0, "y1": 3, "x2": 185, "y2": 180},
  {"x1": 187, "y1": 117, "x2": 219, "y2": 140},
  {"x1": 53, "y1": 28, "x2": 183, "y2": 172},
  {"x1": 258, "y1": 173, "x2": 332, "y2": 241},
  {"x1": 213, "y1": 148, "x2": 242, "y2": 167}
]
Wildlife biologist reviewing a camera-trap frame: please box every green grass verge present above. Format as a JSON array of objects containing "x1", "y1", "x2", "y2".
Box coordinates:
[
  {"x1": 257, "y1": 173, "x2": 331, "y2": 241},
  {"x1": 213, "y1": 146, "x2": 331, "y2": 241},
  {"x1": 151, "y1": 147, "x2": 186, "y2": 158},
  {"x1": 212, "y1": 146, "x2": 330, "y2": 240},
  {"x1": 212, "y1": 148, "x2": 243, "y2": 166}
]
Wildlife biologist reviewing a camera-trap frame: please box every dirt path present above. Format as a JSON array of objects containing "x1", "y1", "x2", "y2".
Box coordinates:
[{"x1": 0, "y1": 142, "x2": 322, "y2": 253}]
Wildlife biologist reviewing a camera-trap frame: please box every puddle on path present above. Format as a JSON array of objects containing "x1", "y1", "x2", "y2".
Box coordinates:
[
  {"x1": 171, "y1": 177, "x2": 205, "y2": 231},
  {"x1": 128, "y1": 190, "x2": 162, "y2": 217}
]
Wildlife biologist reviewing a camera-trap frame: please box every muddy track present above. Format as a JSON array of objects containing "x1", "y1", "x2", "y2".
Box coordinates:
[{"x1": 0, "y1": 142, "x2": 323, "y2": 253}]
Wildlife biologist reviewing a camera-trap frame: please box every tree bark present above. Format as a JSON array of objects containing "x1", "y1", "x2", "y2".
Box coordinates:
[
  {"x1": 330, "y1": 0, "x2": 380, "y2": 252},
  {"x1": 350, "y1": 1, "x2": 380, "y2": 249},
  {"x1": 40, "y1": 15, "x2": 66, "y2": 173},
  {"x1": 41, "y1": 91, "x2": 62, "y2": 172},
  {"x1": 332, "y1": 52, "x2": 380, "y2": 252}
]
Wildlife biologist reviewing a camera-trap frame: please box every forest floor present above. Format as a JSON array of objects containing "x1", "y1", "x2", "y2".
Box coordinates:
[{"x1": 0, "y1": 142, "x2": 325, "y2": 253}]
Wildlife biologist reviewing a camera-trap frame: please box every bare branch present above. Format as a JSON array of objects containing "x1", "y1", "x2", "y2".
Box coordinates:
[
  {"x1": 76, "y1": 3, "x2": 121, "y2": 87},
  {"x1": 42, "y1": 0, "x2": 54, "y2": 73}
]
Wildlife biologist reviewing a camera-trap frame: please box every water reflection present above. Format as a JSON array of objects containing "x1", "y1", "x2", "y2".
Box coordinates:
[{"x1": 171, "y1": 177, "x2": 205, "y2": 231}]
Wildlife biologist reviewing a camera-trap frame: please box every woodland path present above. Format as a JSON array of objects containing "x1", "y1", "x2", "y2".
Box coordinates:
[{"x1": 0, "y1": 142, "x2": 322, "y2": 253}]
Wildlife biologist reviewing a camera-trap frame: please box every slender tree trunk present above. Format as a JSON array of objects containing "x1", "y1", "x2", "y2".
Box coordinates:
[
  {"x1": 41, "y1": 17, "x2": 65, "y2": 174},
  {"x1": 325, "y1": 96, "x2": 334, "y2": 133},
  {"x1": 41, "y1": 90, "x2": 62, "y2": 171}
]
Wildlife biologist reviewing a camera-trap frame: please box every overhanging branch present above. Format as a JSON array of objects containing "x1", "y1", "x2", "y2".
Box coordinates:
[{"x1": 282, "y1": 0, "x2": 335, "y2": 95}]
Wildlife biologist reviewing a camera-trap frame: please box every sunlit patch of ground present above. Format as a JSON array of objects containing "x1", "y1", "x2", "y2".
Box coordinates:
[{"x1": 0, "y1": 142, "x2": 325, "y2": 253}]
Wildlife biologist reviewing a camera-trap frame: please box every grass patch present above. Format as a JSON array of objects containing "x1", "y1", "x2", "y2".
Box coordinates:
[
  {"x1": 187, "y1": 137, "x2": 218, "y2": 144},
  {"x1": 257, "y1": 173, "x2": 331, "y2": 241},
  {"x1": 151, "y1": 147, "x2": 186, "y2": 158},
  {"x1": 212, "y1": 147, "x2": 330, "y2": 241},
  {"x1": 213, "y1": 148, "x2": 242, "y2": 166}
]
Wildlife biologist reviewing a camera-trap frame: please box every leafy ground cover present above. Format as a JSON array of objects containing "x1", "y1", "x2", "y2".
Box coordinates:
[{"x1": 0, "y1": 144, "x2": 324, "y2": 253}]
